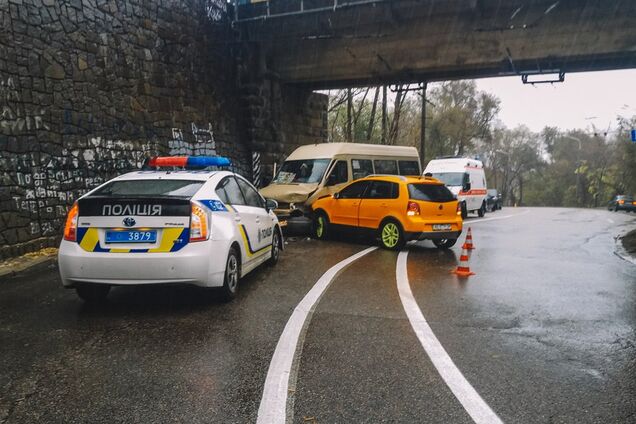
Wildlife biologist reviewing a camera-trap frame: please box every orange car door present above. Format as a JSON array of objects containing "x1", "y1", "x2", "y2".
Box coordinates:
[
  {"x1": 359, "y1": 180, "x2": 399, "y2": 229},
  {"x1": 330, "y1": 180, "x2": 370, "y2": 227}
]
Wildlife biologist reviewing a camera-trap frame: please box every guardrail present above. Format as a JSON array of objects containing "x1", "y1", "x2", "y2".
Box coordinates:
[{"x1": 231, "y1": 0, "x2": 388, "y2": 23}]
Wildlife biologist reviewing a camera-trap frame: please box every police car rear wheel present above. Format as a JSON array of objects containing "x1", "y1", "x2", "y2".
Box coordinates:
[
  {"x1": 268, "y1": 230, "x2": 280, "y2": 266},
  {"x1": 220, "y1": 248, "x2": 240, "y2": 301},
  {"x1": 76, "y1": 283, "x2": 110, "y2": 303}
]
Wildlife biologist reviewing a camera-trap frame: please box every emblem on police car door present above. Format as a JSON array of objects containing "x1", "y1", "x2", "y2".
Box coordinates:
[{"x1": 123, "y1": 217, "x2": 136, "y2": 227}]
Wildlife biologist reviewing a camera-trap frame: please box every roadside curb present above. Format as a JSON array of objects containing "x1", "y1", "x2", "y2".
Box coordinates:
[
  {"x1": 614, "y1": 231, "x2": 636, "y2": 266},
  {"x1": 0, "y1": 253, "x2": 58, "y2": 279}
]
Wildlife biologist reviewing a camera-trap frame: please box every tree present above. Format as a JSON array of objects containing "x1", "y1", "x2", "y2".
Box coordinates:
[{"x1": 427, "y1": 81, "x2": 500, "y2": 160}]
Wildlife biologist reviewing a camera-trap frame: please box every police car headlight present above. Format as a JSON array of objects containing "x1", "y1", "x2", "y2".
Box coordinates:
[{"x1": 190, "y1": 203, "x2": 209, "y2": 242}]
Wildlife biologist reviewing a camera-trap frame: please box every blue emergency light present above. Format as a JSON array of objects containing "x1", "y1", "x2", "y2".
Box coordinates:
[{"x1": 147, "y1": 156, "x2": 232, "y2": 168}]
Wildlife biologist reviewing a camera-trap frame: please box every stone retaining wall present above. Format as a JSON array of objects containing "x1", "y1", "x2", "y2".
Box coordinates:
[{"x1": 0, "y1": 0, "x2": 328, "y2": 259}]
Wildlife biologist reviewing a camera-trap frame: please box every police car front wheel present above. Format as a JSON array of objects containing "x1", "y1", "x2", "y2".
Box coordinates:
[{"x1": 268, "y1": 230, "x2": 281, "y2": 266}]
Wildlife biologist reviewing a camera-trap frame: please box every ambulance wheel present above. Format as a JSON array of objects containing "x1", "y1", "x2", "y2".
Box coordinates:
[
  {"x1": 268, "y1": 229, "x2": 281, "y2": 266},
  {"x1": 460, "y1": 202, "x2": 468, "y2": 219},
  {"x1": 220, "y1": 247, "x2": 240, "y2": 302},
  {"x1": 433, "y1": 238, "x2": 457, "y2": 249},
  {"x1": 478, "y1": 201, "x2": 486, "y2": 217},
  {"x1": 76, "y1": 283, "x2": 110, "y2": 303}
]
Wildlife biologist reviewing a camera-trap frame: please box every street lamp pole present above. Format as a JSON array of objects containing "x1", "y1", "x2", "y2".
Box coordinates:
[{"x1": 420, "y1": 82, "x2": 427, "y2": 168}]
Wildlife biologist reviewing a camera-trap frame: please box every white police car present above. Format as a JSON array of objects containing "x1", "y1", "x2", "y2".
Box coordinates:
[{"x1": 58, "y1": 156, "x2": 283, "y2": 302}]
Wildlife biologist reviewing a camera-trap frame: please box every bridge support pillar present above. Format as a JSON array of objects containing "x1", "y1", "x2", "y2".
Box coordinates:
[{"x1": 239, "y1": 78, "x2": 327, "y2": 187}]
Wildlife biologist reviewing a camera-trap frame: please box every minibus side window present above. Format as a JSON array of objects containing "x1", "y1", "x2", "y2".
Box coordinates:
[
  {"x1": 351, "y1": 159, "x2": 374, "y2": 180},
  {"x1": 325, "y1": 160, "x2": 349, "y2": 186},
  {"x1": 398, "y1": 160, "x2": 421, "y2": 176},
  {"x1": 374, "y1": 159, "x2": 398, "y2": 175}
]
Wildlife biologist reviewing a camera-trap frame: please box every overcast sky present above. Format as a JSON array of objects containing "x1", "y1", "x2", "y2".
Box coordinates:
[{"x1": 473, "y1": 69, "x2": 636, "y2": 135}]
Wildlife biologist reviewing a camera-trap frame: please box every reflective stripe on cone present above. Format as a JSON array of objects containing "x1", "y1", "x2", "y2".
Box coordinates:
[
  {"x1": 452, "y1": 247, "x2": 475, "y2": 277},
  {"x1": 462, "y1": 227, "x2": 475, "y2": 250}
]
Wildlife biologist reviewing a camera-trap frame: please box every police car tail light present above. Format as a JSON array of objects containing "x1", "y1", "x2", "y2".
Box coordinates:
[
  {"x1": 63, "y1": 203, "x2": 79, "y2": 241},
  {"x1": 407, "y1": 201, "x2": 420, "y2": 216},
  {"x1": 190, "y1": 204, "x2": 209, "y2": 242},
  {"x1": 456, "y1": 202, "x2": 462, "y2": 216}
]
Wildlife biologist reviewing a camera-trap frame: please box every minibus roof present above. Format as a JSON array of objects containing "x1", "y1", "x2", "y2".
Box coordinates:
[{"x1": 286, "y1": 143, "x2": 420, "y2": 161}]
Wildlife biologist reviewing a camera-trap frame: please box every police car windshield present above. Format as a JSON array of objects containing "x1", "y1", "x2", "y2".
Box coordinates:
[
  {"x1": 273, "y1": 159, "x2": 330, "y2": 184},
  {"x1": 430, "y1": 172, "x2": 464, "y2": 186},
  {"x1": 92, "y1": 180, "x2": 204, "y2": 198}
]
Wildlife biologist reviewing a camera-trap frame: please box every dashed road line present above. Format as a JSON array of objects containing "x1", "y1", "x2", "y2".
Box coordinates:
[
  {"x1": 396, "y1": 251, "x2": 503, "y2": 424},
  {"x1": 257, "y1": 246, "x2": 378, "y2": 424}
]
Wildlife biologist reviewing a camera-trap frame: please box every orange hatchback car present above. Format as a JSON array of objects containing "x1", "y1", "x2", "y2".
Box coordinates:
[{"x1": 311, "y1": 175, "x2": 463, "y2": 250}]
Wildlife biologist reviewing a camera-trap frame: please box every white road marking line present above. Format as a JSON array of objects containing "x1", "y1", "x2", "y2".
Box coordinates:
[
  {"x1": 467, "y1": 209, "x2": 530, "y2": 224},
  {"x1": 607, "y1": 218, "x2": 615, "y2": 223},
  {"x1": 396, "y1": 251, "x2": 503, "y2": 424},
  {"x1": 257, "y1": 246, "x2": 377, "y2": 424}
]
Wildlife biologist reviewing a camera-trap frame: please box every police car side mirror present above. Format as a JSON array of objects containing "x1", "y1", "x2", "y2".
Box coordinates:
[
  {"x1": 333, "y1": 192, "x2": 340, "y2": 199},
  {"x1": 265, "y1": 198, "x2": 278, "y2": 212}
]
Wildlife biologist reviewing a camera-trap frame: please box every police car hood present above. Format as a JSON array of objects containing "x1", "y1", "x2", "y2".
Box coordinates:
[{"x1": 259, "y1": 183, "x2": 318, "y2": 205}]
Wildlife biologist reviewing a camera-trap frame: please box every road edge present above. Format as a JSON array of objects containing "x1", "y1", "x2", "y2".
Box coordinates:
[
  {"x1": 0, "y1": 252, "x2": 58, "y2": 279},
  {"x1": 614, "y1": 230, "x2": 636, "y2": 265}
]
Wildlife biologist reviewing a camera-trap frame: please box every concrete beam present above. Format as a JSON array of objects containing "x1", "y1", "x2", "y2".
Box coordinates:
[{"x1": 237, "y1": 0, "x2": 636, "y2": 88}]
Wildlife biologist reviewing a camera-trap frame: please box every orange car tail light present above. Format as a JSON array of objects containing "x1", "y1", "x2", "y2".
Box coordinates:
[{"x1": 407, "y1": 201, "x2": 420, "y2": 216}]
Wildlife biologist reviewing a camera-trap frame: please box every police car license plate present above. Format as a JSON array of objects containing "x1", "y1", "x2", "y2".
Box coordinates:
[
  {"x1": 105, "y1": 230, "x2": 157, "y2": 243},
  {"x1": 432, "y1": 224, "x2": 451, "y2": 231}
]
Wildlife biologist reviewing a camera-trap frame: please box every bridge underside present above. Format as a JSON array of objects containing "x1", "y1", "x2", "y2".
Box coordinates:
[{"x1": 236, "y1": 0, "x2": 636, "y2": 89}]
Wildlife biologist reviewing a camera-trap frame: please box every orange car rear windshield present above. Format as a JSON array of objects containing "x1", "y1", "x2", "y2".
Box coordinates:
[{"x1": 408, "y1": 183, "x2": 455, "y2": 202}]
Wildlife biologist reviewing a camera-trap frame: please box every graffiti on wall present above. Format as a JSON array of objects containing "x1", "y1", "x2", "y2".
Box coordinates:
[
  {"x1": 0, "y1": 74, "x2": 50, "y2": 134},
  {"x1": 3, "y1": 138, "x2": 154, "y2": 244},
  {"x1": 168, "y1": 122, "x2": 216, "y2": 156}
]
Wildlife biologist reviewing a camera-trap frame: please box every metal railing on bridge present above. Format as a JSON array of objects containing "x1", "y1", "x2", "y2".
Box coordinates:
[{"x1": 231, "y1": 0, "x2": 388, "y2": 23}]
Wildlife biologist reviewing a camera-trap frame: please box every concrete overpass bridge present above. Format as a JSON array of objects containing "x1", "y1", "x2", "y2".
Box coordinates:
[{"x1": 231, "y1": 0, "x2": 636, "y2": 89}]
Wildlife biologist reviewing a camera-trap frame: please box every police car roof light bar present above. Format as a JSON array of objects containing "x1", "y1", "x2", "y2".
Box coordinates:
[{"x1": 147, "y1": 156, "x2": 232, "y2": 169}]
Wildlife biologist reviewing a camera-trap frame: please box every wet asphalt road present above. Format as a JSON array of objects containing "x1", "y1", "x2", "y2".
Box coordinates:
[{"x1": 1, "y1": 207, "x2": 635, "y2": 423}]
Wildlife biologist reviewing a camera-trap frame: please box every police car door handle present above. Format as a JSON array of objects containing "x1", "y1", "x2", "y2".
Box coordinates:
[
  {"x1": 255, "y1": 217, "x2": 260, "y2": 224},
  {"x1": 234, "y1": 215, "x2": 241, "y2": 222}
]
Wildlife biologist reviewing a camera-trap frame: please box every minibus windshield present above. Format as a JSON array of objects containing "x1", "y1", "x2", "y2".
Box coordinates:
[{"x1": 273, "y1": 159, "x2": 331, "y2": 184}]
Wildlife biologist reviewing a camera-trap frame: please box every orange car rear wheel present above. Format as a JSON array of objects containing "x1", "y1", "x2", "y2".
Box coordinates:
[{"x1": 378, "y1": 219, "x2": 405, "y2": 250}]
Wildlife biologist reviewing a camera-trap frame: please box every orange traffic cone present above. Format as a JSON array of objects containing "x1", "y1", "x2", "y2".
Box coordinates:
[
  {"x1": 462, "y1": 227, "x2": 475, "y2": 250},
  {"x1": 451, "y1": 247, "x2": 475, "y2": 277}
]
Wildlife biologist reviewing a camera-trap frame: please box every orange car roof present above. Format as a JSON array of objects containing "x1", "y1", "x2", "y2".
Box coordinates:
[{"x1": 362, "y1": 175, "x2": 443, "y2": 184}]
